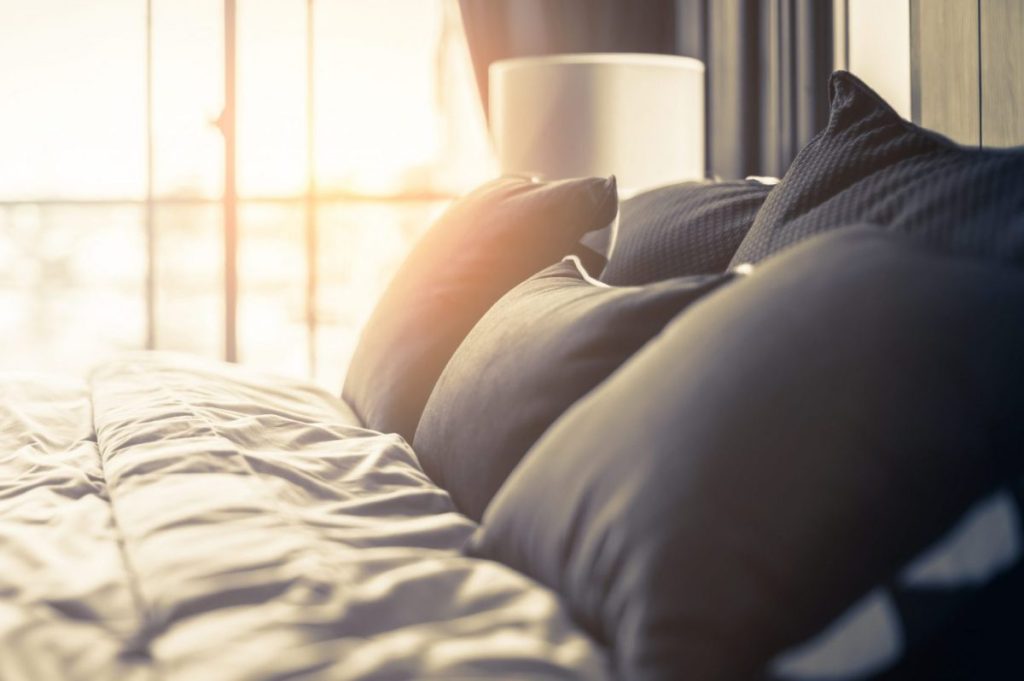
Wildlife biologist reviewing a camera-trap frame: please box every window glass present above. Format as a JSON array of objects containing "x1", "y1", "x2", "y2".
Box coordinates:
[
  {"x1": 152, "y1": 0, "x2": 224, "y2": 198},
  {"x1": 0, "y1": 0, "x2": 493, "y2": 384},
  {"x1": 0, "y1": 0, "x2": 145, "y2": 199}
]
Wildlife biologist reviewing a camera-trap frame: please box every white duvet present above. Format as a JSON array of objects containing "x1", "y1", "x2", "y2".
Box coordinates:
[{"x1": 0, "y1": 353, "x2": 608, "y2": 681}]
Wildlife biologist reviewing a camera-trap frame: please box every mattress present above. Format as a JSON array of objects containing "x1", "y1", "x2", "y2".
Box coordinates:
[{"x1": 0, "y1": 353, "x2": 608, "y2": 681}]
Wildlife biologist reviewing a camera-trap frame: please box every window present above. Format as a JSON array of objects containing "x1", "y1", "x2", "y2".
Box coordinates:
[{"x1": 0, "y1": 0, "x2": 493, "y2": 388}]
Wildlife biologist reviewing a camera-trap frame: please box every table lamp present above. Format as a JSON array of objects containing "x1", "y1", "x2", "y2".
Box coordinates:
[{"x1": 489, "y1": 53, "x2": 706, "y2": 197}]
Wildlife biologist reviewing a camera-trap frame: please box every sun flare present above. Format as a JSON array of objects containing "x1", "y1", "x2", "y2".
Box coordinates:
[
  {"x1": 0, "y1": 0, "x2": 492, "y2": 379},
  {"x1": 0, "y1": 0, "x2": 491, "y2": 200}
]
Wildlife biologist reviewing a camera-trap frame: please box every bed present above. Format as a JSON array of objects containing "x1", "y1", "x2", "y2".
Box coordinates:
[
  {"x1": 5, "y1": 6, "x2": 1024, "y2": 674},
  {"x1": 0, "y1": 354, "x2": 608, "y2": 680}
]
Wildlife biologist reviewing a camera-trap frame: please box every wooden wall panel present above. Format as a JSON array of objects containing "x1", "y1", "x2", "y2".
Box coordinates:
[
  {"x1": 911, "y1": 0, "x2": 980, "y2": 146},
  {"x1": 980, "y1": 0, "x2": 1024, "y2": 147}
]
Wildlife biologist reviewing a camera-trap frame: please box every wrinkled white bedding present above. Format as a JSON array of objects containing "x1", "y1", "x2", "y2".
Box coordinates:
[{"x1": 0, "y1": 353, "x2": 608, "y2": 681}]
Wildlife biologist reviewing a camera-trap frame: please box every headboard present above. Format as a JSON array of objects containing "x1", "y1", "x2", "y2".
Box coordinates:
[{"x1": 837, "y1": 0, "x2": 1024, "y2": 147}]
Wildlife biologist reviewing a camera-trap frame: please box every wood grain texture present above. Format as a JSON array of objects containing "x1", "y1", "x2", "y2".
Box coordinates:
[
  {"x1": 980, "y1": 0, "x2": 1024, "y2": 147},
  {"x1": 911, "y1": 0, "x2": 981, "y2": 146}
]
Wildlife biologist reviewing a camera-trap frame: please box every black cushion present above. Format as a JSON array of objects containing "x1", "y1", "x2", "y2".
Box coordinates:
[
  {"x1": 600, "y1": 179, "x2": 772, "y2": 285},
  {"x1": 469, "y1": 227, "x2": 1024, "y2": 681},
  {"x1": 414, "y1": 257, "x2": 732, "y2": 521},
  {"x1": 343, "y1": 175, "x2": 617, "y2": 441},
  {"x1": 769, "y1": 483, "x2": 1024, "y2": 681},
  {"x1": 729, "y1": 71, "x2": 1024, "y2": 268}
]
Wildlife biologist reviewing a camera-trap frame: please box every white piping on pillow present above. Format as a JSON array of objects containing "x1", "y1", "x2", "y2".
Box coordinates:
[{"x1": 561, "y1": 254, "x2": 613, "y2": 288}]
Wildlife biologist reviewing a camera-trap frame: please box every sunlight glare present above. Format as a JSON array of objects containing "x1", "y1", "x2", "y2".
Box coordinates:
[{"x1": 0, "y1": 0, "x2": 492, "y2": 199}]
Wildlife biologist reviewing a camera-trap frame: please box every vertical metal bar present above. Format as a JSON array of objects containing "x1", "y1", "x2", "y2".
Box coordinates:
[
  {"x1": 145, "y1": 0, "x2": 157, "y2": 350},
  {"x1": 305, "y1": 0, "x2": 318, "y2": 377},
  {"x1": 223, "y1": 0, "x2": 238, "y2": 362}
]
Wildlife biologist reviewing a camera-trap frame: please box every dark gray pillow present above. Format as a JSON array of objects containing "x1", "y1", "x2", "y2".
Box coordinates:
[
  {"x1": 343, "y1": 175, "x2": 617, "y2": 441},
  {"x1": 768, "y1": 482, "x2": 1024, "y2": 681},
  {"x1": 599, "y1": 179, "x2": 772, "y2": 285},
  {"x1": 414, "y1": 257, "x2": 733, "y2": 521},
  {"x1": 730, "y1": 71, "x2": 1024, "y2": 268},
  {"x1": 469, "y1": 227, "x2": 1024, "y2": 681}
]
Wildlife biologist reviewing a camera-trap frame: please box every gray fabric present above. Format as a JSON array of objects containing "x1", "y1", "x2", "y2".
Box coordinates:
[
  {"x1": 470, "y1": 227, "x2": 1024, "y2": 681},
  {"x1": 771, "y1": 488, "x2": 1024, "y2": 680},
  {"x1": 343, "y1": 175, "x2": 617, "y2": 442},
  {"x1": 706, "y1": 0, "x2": 832, "y2": 178},
  {"x1": 0, "y1": 353, "x2": 609, "y2": 681},
  {"x1": 731, "y1": 71, "x2": 1024, "y2": 268},
  {"x1": 600, "y1": 179, "x2": 771, "y2": 284},
  {"x1": 415, "y1": 257, "x2": 733, "y2": 521}
]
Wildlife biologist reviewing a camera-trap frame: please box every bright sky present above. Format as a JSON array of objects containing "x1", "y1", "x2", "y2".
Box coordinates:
[{"x1": 0, "y1": 0, "x2": 491, "y2": 199}]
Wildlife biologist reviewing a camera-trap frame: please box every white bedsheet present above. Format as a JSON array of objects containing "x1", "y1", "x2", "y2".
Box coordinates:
[{"x1": 0, "y1": 353, "x2": 609, "y2": 681}]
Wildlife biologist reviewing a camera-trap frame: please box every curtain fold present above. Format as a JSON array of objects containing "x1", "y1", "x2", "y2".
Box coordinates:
[
  {"x1": 458, "y1": 0, "x2": 678, "y2": 119},
  {"x1": 458, "y1": 0, "x2": 832, "y2": 179},
  {"x1": 708, "y1": 0, "x2": 832, "y2": 178}
]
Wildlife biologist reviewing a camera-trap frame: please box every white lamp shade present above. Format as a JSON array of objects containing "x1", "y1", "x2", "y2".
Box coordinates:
[{"x1": 489, "y1": 53, "x2": 706, "y2": 194}]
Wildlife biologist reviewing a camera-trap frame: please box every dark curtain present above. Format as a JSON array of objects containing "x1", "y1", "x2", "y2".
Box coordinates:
[
  {"x1": 458, "y1": 0, "x2": 680, "y2": 119},
  {"x1": 711, "y1": 0, "x2": 833, "y2": 178},
  {"x1": 458, "y1": 0, "x2": 832, "y2": 179}
]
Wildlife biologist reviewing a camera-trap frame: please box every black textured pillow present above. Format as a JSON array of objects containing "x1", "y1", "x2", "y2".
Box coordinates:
[
  {"x1": 469, "y1": 227, "x2": 1024, "y2": 681},
  {"x1": 600, "y1": 179, "x2": 772, "y2": 285},
  {"x1": 343, "y1": 175, "x2": 617, "y2": 441},
  {"x1": 414, "y1": 257, "x2": 732, "y2": 521},
  {"x1": 729, "y1": 71, "x2": 1024, "y2": 267}
]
